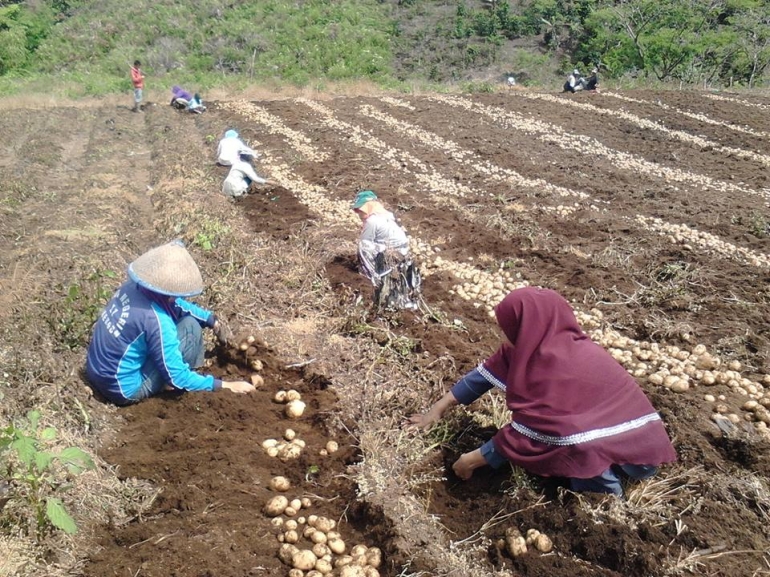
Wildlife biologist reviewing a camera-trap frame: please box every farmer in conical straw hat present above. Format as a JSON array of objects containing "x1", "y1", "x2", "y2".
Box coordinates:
[
  {"x1": 86, "y1": 241, "x2": 255, "y2": 405},
  {"x1": 351, "y1": 190, "x2": 421, "y2": 310},
  {"x1": 408, "y1": 287, "x2": 677, "y2": 496}
]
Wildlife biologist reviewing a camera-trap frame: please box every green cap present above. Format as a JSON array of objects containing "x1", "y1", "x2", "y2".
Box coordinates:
[{"x1": 351, "y1": 190, "x2": 378, "y2": 209}]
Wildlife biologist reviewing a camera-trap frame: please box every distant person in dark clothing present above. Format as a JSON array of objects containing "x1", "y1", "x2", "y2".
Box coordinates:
[{"x1": 582, "y1": 68, "x2": 599, "y2": 91}]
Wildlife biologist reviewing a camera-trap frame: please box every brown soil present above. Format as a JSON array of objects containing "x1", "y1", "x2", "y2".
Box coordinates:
[{"x1": 3, "y1": 89, "x2": 770, "y2": 577}]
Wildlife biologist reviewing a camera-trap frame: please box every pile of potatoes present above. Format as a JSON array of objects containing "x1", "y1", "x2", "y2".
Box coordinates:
[
  {"x1": 262, "y1": 429, "x2": 306, "y2": 462},
  {"x1": 265, "y1": 493, "x2": 313, "y2": 519},
  {"x1": 272, "y1": 513, "x2": 383, "y2": 576},
  {"x1": 274, "y1": 389, "x2": 307, "y2": 419},
  {"x1": 502, "y1": 527, "x2": 553, "y2": 558}
]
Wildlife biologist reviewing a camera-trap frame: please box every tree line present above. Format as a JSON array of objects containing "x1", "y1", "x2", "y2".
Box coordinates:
[{"x1": 1, "y1": 0, "x2": 769, "y2": 88}]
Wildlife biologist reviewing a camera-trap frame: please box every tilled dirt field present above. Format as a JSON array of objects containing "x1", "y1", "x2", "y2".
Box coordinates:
[{"x1": 2, "y1": 89, "x2": 770, "y2": 577}]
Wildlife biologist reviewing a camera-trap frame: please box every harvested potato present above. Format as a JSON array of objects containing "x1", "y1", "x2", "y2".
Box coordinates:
[
  {"x1": 315, "y1": 517, "x2": 335, "y2": 533},
  {"x1": 310, "y1": 530, "x2": 328, "y2": 544},
  {"x1": 284, "y1": 530, "x2": 299, "y2": 544},
  {"x1": 288, "y1": 570, "x2": 303, "y2": 577},
  {"x1": 270, "y1": 476, "x2": 291, "y2": 492},
  {"x1": 334, "y1": 555, "x2": 353, "y2": 568},
  {"x1": 279, "y1": 444, "x2": 302, "y2": 462},
  {"x1": 315, "y1": 558, "x2": 333, "y2": 574},
  {"x1": 274, "y1": 390, "x2": 287, "y2": 403},
  {"x1": 327, "y1": 537, "x2": 346, "y2": 555},
  {"x1": 286, "y1": 389, "x2": 302, "y2": 402},
  {"x1": 301, "y1": 497, "x2": 312, "y2": 509},
  {"x1": 278, "y1": 543, "x2": 299, "y2": 564},
  {"x1": 505, "y1": 528, "x2": 527, "y2": 557},
  {"x1": 265, "y1": 495, "x2": 289, "y2": 517},
  {"x1": 250, "y1": 374, "x2": 264, "y2": 387},
  {"x1": 266, "y1": 447, "x2": 279, "y2": 458},
  {"x1": 262, "y1": 439, "x2": 279, "y2": 450},
  {"x1": 339, "y1": 566, "x2": 366, "y2": 577},
  {"x1": 250, "y1": 359, "x2": 263, "y2": 372},
  {"x1": 307, "y1": 515, "x2": 318, "y2": 526},
  {"x1": 350, "y1": 544, "x2": 368, "y2": 558},
  {"x1": 312, "y1": 543, "x2": 331, "y2": 558},
  {"x1": 325, "y1": 440, "x2": 339, "y2": 454},
  {"x1": 284, "y1": 506, "x2": 298, "y2": 517},
  {"x1": 534, "y1": 533, "x2": 553, "y2": 553},
  {"x1": 284, "y1": 429, "x2": 297, "y2": 441},
  {"x1": 293, "y1": 439, "x2": 307, "y2": 448},
  {"x1": 285, "y1": 519, "x2": 298, "y2": 531},
  {"x1": 363, "y1": 567, "x2": 380, "y2": 577},
  {"x1": 270, "y1": 517, "x2": 284, "y2": 529},
  {"x1": 292, "y1": 550, "x2": 318, "y2": 571},
  {"x1": 365, "y1": 547, "x2": 382, "y2": 568},
  {"x1": 525, "y1": 529, "x2": 540, "y2": 545},
  {"x1": 286, "y1": 400, "x2": 306, "y2": 419}
]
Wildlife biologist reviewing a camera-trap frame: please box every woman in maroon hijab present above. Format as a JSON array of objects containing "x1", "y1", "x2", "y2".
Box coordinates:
[{"x1": 408, "y1": 287, "x2": 677, "y2": 495}]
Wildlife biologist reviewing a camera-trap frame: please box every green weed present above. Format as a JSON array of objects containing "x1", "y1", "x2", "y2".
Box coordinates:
[
  {"x1": 192, "y1": 219, "x2": 231, "y2": 251},
  {"x1": 0, "y1": 410, "x2": 95, "y2": 538},
  {"x1": 51, "y1": 269, "x2": 117, "y2": 351}
]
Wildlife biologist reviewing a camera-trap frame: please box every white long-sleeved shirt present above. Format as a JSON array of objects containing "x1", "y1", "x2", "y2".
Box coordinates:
[
  {"x1": 359, "y1": 211, "x2": 409, "y2": 252},
  {"x1": 217, "y1": 137, "x2": 257, "y2": 166},
  {"x1": 222, "y1": 160, "x2": 266, "y2": 197}
]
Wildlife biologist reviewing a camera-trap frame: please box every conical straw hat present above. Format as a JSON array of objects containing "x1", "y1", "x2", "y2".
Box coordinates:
[{"x1": 128, "y1": 241, "x2": 204, "y2": 297}]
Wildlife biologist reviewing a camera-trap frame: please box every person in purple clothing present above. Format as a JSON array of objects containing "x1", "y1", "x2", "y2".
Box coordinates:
[
  {"x1": 85, "y1": 241, "x2": 254, "y2": 405},
  {"x1": 170, "y1": 85, "x2": 193, "y2": 109}
]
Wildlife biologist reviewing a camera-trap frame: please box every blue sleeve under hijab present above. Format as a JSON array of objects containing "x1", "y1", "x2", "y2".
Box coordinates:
[
  {"x1": 147, "y1": 302, "x2": 218, "y2": 392},
  {"x1": 173, "y1": 297, "x2": 217, "y2": 328},
  {"x1": 451, "y1": 367, "x2": 496, "y2": 405}
]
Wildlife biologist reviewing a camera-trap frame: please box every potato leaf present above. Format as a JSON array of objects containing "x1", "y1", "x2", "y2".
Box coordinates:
[
  {"x1": 46, "y1": 497, "x2": 77, "y2": 534},
  {"x1": 59, "y1": 447, "x2": 95, "y2": 474}
]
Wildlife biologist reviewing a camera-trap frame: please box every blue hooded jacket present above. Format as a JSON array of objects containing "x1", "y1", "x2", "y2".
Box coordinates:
[{"x1": 86, "y1": 280, "x2": 221, "y2": 403}]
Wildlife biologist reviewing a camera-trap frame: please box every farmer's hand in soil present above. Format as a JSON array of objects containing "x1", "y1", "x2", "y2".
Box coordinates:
[
  {"x1": 213, "y1": 319, "x2": 234, "y2": 346},
  {"x1": 406, "y1": 390, "x2": 458, "y2": 431},
  {"x1": 222, "y1": 380, "x2": 256, "y2": 394},
  {"x1": 452, "y1": 449, "x2": 486, "y2": 481}
]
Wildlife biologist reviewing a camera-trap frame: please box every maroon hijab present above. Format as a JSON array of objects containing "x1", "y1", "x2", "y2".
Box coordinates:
[{"x1": 486, "y1": 287, "x2": 677, "y2": 478}]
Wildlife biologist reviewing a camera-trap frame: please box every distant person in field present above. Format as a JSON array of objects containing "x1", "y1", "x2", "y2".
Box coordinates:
[
  {"x1": 216, "y1": 129, "x2": 259, "y2": 166},
  {"x1": 171, "y1": 86, "x2": 206, "y2": 114},
  {"x1": 351, "y1": 190, "x2": 421, "y2": 310},
  {"x1": 86, "y1": 241, "x2": 255, "y2": 405},
  {"x1": 188, "y1": 93, "x2": 206, "y2": 114},
  {"x1": 222, "y1": 152, "x2": 273, "y2": 198},
  {"x1": 130, "y1": 60, "x2": 145, "y2": 112},
  {"x1": 563, "y1": 68, "x2": 583, "y2": 93},
  {"x1": 170, "y1": 85, "x2": 192, "y2": 109},
  {"x1": 581, "y1": 67, "x2": 599, "y2": 91},
  {"x1": 408, "y1": 287, "x2": 677, "y2": 496}
]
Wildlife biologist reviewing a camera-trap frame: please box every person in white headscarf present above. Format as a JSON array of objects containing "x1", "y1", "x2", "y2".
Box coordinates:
[
  {"x1": 563, "y1": 69, "x2": 583, "y2": 93},
  {"x1": 222, "y1": 152, "x2": 274, "y2": 198},
  {"x1": 216, "y1": 129, "x2": 259, "y2": 166},
  {"x1": 86, "y1": 241, "x2": 255, "y2": 405}
]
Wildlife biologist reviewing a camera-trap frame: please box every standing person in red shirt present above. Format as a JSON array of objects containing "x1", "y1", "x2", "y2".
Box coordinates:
[{"x1": 130, "y1": 60, "x2": 145, "y2": 112}]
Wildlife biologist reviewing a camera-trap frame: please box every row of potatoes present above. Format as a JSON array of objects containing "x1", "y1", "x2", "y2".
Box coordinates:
[{"x1": 262, "y1": 390, "x2": 381, "y2": 577}]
